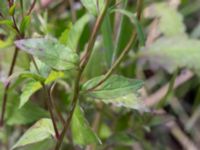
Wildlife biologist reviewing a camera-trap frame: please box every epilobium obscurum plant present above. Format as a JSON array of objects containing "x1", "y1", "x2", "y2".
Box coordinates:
[{"x1": 1, "y1": 0, "x2": 200, "y2": 150}]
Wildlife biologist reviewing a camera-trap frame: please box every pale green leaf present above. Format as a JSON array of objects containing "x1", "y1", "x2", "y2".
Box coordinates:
[
  {"x1": 12, "y1": 118, "x2": 55, "y2": 149},
  {"x1": 19, "y1": 81, "x2": 42, "y2": 108},
  {"x1": 139, "y1": 36, "x2": 200, "y2": 74},
  {"x1": 17, "y1": 139, "x2": 55, "y2": 150},
  {"x1": 82, "y1": 75, "x2": 146, "y2": 110},
  {"x1": 146, "y1": 2, "x2": 185, "y2": 36},
  {"x1": 60, "y1": 14, "x2": 91, "y2": 50},
  {"x1": 15, "y1": 38, "x2": 79, "y2": 71},
  {"x1": 83, "y1": 75, "x2": 143, "y2": 99},
  {"x1": 30, "y1": 58, "x2": 51, "y2": 78},
  {"x1": 72, "y1": 105, "x2": 101, "y2": 145}
]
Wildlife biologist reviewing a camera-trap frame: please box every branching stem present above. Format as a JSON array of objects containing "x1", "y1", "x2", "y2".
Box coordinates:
[
  {"x1": 54, "y1": 1, "x2": 110, "y2": 149},
  {"x1": 87, "y1": 0, "x2": 144, "y2": 91}
]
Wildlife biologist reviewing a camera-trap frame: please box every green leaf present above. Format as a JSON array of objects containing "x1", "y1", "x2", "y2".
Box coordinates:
[
  {"x1": 0, "y1": 36, "x2": 13, "y2": 49},
  {"x1": 72, "y1": 105, "x2": 101, "y2": 146},
  {"x1": 59, "y1": 22, "x2": 72, "y2": 45},
  {"x1": 19, "y1": 80, "x2": 42, "y2": 108},
  {"x1": 30, "y1": 58, "x2": 51, "y2": 78},
  {"x1": 7, "y1": 102, "x2": 49, "y2": 125},
  {"x1": 0, "y1": 84, "x2": 49, "y2": 125},
  {"x1": 111, "y1": 9, "x2": 145, "y2": 46},
  {"x1": 6, "y1": 71, "x2": 46, "y2": 84},
  {"x1": 82, "y1": 75, "x2": 146, "y2": 110},
  {"x1": 19, "y1": 71, "x2": 64, "y2": 108},
  {"x1": 101, "y1": 13, "x2": 114, "y2": 67},
  {"x1": 45, "y1": 71, "x2": 64, "y2": 84},
  {"x1": 139, "y1": 36, "x2": 200, "y2": 74},
  {"x1": 0, "y1": 19, "x2": 13, "y2": 27},
  {"x1": 9, "y1": 3, "x2": 16, "y2": 16},
  {"x1": 12, "y1": 118, "x2": 55, "y2": 149},
  {"x1": 15, "y1": 38, "x2": 79, "y2": 71},
  {"x1": 18, "y1": 139, "x2": 55, "y2": 150},
  {"x1": 84, "y1": 40, "x2": 106, "y2": 78},
  {"x1": 146, "y1": 2, "x2": 185, "y2": 36},
  {"x1": 59, "y1": 14, "x2": 91, "y2": 50},
  {"x1": 20, "y1": 16, "x2": 31, "y2": 34},
  {"x1": 81, "y1": 0, "x2": 104, "y2": 16}
]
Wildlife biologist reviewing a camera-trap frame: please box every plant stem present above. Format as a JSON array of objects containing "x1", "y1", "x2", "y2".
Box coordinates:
[
  {"x1": 43, "y1": 84, "x2": 60, "y2": 139},
  {"x1": 55, "y1": 1, "x2": 110, "y2": 149},
  {"x1": 50, "y1": 83, "x2": 66, "y2": 125},
  {"x1": 0, "y1": 47, "x2": 19, "y2": 126},
  {"x1": 31, "y1": 57, "x2": 60, "y2": 139},
  {"x1": 54, "y1": 71, "x2": 81, "y2": 150},
  {"x1": 87, "y1": 0, "x2": 144, "y2": 91},
  {"x1": 27, "y1": 0, "x2": 37, "y2": 15},
  {"x1": 80, "y1": 0, "x2": 110, "y2": 70}
]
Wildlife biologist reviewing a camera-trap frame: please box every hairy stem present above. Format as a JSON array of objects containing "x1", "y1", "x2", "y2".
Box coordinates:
[{"x1": 55, "y1": 1, "x2": 110, "y2": 149}]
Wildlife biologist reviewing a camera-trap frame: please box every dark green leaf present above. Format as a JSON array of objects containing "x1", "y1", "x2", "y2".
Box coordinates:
[{"x1": 101, "y1": 13, "x2": 114, "y2": 67}]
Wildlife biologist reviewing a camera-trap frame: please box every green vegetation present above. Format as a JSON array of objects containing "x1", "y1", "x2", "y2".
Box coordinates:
[{"x1": 1, "y1": 0, "x2": 200, "y2": 150}]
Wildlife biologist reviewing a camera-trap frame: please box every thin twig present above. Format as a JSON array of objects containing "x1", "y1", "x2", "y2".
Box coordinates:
[
  {"x1": 27, "y1": 0, "x2": 37, "y2": 15},
  {"x1": 169, "y1": 122, "x2": 198, "y2": 150}
]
